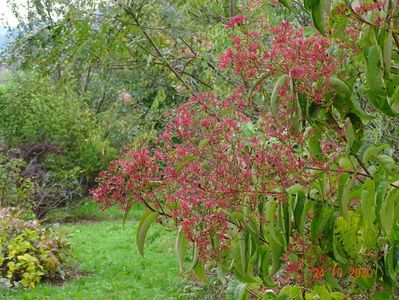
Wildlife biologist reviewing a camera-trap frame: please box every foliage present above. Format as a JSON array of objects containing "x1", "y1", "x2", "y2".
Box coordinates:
[
  {"x1": 0, "y1": 208, "x2": 71, "y2": 288},
  {"x1": 0, "y1": 74, "x2": 116, "y2": 217},
  {"x1": 92, "y1": 1, "x2": 399, "y2": 298},
  {"x1": 0, "y1": 74, "x2": 116, "y2": 178},
  {"x1": 0, "y1": 154, "x2": 34, "y2": 209}
]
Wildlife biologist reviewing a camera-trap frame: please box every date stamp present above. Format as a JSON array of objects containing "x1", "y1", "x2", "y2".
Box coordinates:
[{"x1": 312, "y1": 266, "x2": 374, "y2": 280}]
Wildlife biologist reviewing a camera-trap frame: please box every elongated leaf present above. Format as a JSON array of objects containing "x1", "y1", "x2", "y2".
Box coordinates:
[
  {"x1": 310, "y1": 0, "x2": 326, "y2": 36},
  {"x1": 338, "y1": 173, "x2": 351, "y2": 221},
  {"x1": 239, "y1": 237, "x2": 247, "y2": 274},
  {"x1": 193, "y1": 260, "x2": 209, "y2": 283},
  {"x1": 365, "y1": 45, "x2": 397, "y2": 116},
  {"x1": 190, "y1": 243, "x2": 199, "y2": 270},
  {"x1": 265, "y1": 202, "x2": 283, "y2": 246},
  {"x1": 175, "y1": 226, "x2": 187, "y2": 272},
  {"x1": 270, "y1": 75, "x2": 289, "y2": 122},
  {"x1": 278, "y1": 201, "x2": 290, "y2": 248},
  {"x1": 294, "y1": 190, "x2": 306, "y2": 235},
  {"x1": 217, "y1": 263, "x2": 226, "y2": 284},
  {"x1": 226, "y1": 280, "x2": 248, "y2": 300},
  {"x1": 332, "y1": 216, "x2": 349, "y2": 264},
  {"x1": 391, "y1": 85, "x2": 399, "y2": 114},
  {"x1": 366, "y1": 45, "x2": 385, "y2": 95},
  {"x1": 381, "y1": 188, "x2": 399, "y2": 238},
  {"x1": 330, "y1": 77, "x2": 374, "y2": 121},
  {"x1": 307, "y1": 128, "x2": 322, "y2": 159},
  {"x1": 311, "y1": 205, "x2": 333, "y2": 240},
  {"x1": 361, "y1": 180, "x2": 376, "y2": 224},
  {"x1": 277, "y1": 0, "x2": 291, "y2": 9},
  {"x1": 136, "y1": 211, "x2": 158, "y2": 256},
  {"x1": 384, "y1": 245, "x2": 396, "y2": 283},
  {"x1": 269, "y1": 241, "x2": 284, "y2": 276},
  {"x1": 383, "y1": 31, "x2": 392, "y2": 77}
]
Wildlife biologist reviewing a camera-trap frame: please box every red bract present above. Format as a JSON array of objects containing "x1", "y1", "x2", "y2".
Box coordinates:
[
  {"x1": 226, "y1": 15, "x2": 246, "y2": 29},
  {"x1": 90, "y1": 149, "x2": 160, "y2": 211},
  {"x1": 220, "y1": 21, "x2": 337, "y2": 103}
]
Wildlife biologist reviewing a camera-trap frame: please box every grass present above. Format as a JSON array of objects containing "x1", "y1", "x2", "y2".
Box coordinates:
[{"x1": 0, "y1": 202, "x2": 188, "y2": 300}]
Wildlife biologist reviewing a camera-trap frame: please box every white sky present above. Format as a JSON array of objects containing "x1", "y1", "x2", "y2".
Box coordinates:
[{"x1": 0, "y1": 0, "x2": 27, "y2": 27}]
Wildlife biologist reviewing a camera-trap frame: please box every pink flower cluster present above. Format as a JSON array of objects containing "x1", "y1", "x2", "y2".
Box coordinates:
[
  {"x1": 226, "y1": 15, "x2": 246, "y2": 29},
  {"x1": 354, "y1": 0, "x2": 385, "y2": 14},
  {"x1": 220, "y1": 21, "x2": 337, "y2": 103}
]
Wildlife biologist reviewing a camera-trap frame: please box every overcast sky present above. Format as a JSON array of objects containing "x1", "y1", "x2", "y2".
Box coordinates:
[{"x1": 0, "y1": 0, "x2": 27, "y2": 27}]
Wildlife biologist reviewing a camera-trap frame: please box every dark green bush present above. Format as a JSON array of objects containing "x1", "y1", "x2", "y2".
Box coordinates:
[
  {"x1": 0, "y1": 154, "x2": 34, "y2": 209},
  {"x1": 0, "y1": 208, "x2": 71, "y2": 288},
  {"x1": 0, "y1": 73, "x2": 116, "y2": 180},
  {"x1": 0, "y1": 74, "x2": 116, "y2": 216}
]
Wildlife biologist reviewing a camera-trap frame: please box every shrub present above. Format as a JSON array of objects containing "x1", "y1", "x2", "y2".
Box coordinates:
[
  {"x1": 0, "y1": 208, "x2": 71, "y2": 288},
  {"x1": 0, "y1": 74, "x2": 117, "y2": 216},
  {"x1": 0, "y1": 73, "x2": 116, "y2": 181},
  {"x1": 0, "y1": 153, "x2": 34, "y2": 209},
  {"x1": 92, "y1": 4, "x2": 399, "y2": 299}
]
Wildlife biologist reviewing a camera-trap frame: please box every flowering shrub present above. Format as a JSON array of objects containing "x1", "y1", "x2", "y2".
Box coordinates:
[
  {"x1": 92, "y1": 2, "x2": 399, "y2": 298},
  {"x1": 0, "y1": 208, "x2": 71, "y2": 288}
]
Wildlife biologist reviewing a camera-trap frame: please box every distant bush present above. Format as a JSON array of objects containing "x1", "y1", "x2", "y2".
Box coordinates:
[
  {"x1": 0, "y1": 74, "x2": 116, "y2": 180},
  {"x1": 0, "y1": 208, "x2": 71, "y2": 288},
  {"x1": 0, "y1": 154, "x2": 34, "y2": 209},
  {"x1": 0, "y1": 74, "x2": 117, "y2": 216}
]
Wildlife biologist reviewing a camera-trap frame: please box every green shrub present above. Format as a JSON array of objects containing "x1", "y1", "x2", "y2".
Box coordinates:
[
  {"x1": 0, "y1": 74, "x2": 117, "y2": 216},
  {"x1": 0, "y1": 73, "x2": 116, "y2": 180},
  {"x1": 0, "y1": 208, "x2": 71, "y2": 288},
  {"x1": 0, "y1": 154, "x2": 34, "y2": 209}
]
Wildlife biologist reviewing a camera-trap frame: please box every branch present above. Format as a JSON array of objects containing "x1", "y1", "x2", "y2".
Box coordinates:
[{"x1": 122, "y1": 6, "x2": 193, "y2": 92}]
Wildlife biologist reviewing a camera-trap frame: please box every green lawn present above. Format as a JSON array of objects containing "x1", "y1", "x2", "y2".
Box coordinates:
[{"x1": 0, "y1": 203, "x2": 187, "y2": 300}]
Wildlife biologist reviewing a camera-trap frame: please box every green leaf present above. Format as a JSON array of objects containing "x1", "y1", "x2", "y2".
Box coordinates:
[
  {"x1": 294, "y1": 190, "x2": 307, "y2": 235},
  {"x1": 278, "y1": 201, "x2": 290, "y2": 248},
  {"x1": 309, "y1": 286, "x2": 331, "y2": 299},
  {"x1": 175, "y1": 155, "x2": 196, "y2": 172},
  {"x1": 193, "y1": 260, "x2": 209, "y2": 284},
  {"x1": 360, "y1": 180, "x2": 376, "y2": 224},
  {"x1": 383, "y1": 31, "x2": 392, "y2": 77},
  {"x1": 365, "y1": 45, "x2": 397, "y2": 116},
  {"x1": 366, "y1": 45, "x2": 385, "y2": 95},
  {"x1": 143, "y1": 180, "x2": 168, "y2": 191},
  {"x1": 265, "y1": 203, "x2": 283, "y2": 246},
  {"x1": 226, "y1": 280, "x2": 248, "y2": 300},
  {"x1": 309, "y1": 0, "x2": 326, "y2": 36},
  {"x1": 190, "y1": 243, "x2": 199, "y2": 270},
  {"x1": 175, "y1": 226, "x2": 187, "y2": 273},
  {"x1": 332, "y1": 214, "x2": 349, "y2": 264},
  {"x1": 371, "y1": 291, "x2": 393, "y2": 300},
  {"x1": 381, "y1": 188, "x2": 399, "y2": 238},
  {"x1": 391, "y1": 85, "x2": 399, "y2": 114},
  {"x1": 279, "y1": 285, "x2": 303, "y2": 298},
  {"x1": 307, "y1": 128, "x2": 322, "y2": 160},
  {"x1": 384, "y1": 244, "x2": 397, "y2": 284},
  {"x1": 269, "y1": 241, "x2": 284, "y2": 277},
  {"x1": 264, "y1": 290, "x2": 278, "y2": 299},
  {"x1": 122, "y1": 208, "x2": 130, "y2": 229},
  {"x1": 330, "y1": 77, "x2": 374, "y2": 121},
  {"x1": 277, "y1": 0, "x2": 291, "y2": 9},
  {"x1": 338, "y1": 173, "x2": 351, "y2": 221},
  {"x1": 270, "y1": 75, "x2": 289, "y2": 122},
  {"x1": 136, "y1": 210, "x2": 158, "y2": 256},
  {"x1": 311, "y1": 204, "x2": 333, "y2": 240}
]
